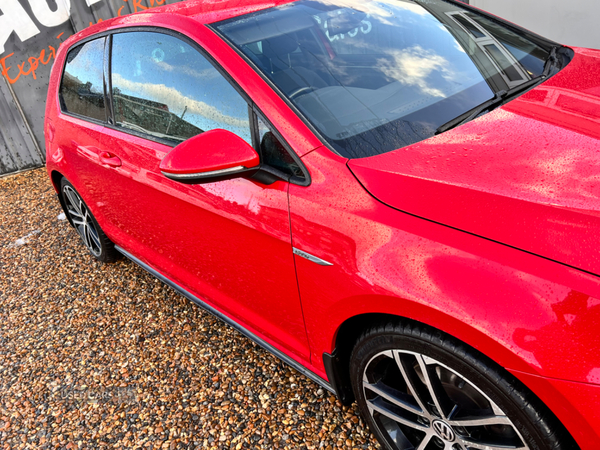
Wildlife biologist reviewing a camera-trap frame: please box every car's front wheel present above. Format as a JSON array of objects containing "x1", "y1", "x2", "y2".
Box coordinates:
[
  {"x1": 350, "y1": 321, "x2": 576, "y2": 450},
  {"x1": 60, "y1": 178, "x2": 118, "y2": 263}
]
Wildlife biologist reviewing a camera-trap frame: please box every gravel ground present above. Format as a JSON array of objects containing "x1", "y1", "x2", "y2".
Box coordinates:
[{"x1": 0, "y1": 169, "x2": 379, "y2": 450}]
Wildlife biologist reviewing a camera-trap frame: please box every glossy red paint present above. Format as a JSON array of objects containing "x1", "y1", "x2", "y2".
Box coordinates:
[
  {"x1": 509, "y1": 369, "x2": 600, "y2": 450},
  {"x1": 85, "y1": 122, "x2": 312, "y2": 364},
  {"x1": 44, "y1": 1, "x2": 600, "y2": 448},
  {"x1": 291, "y1": 146, "x2": 600, "y2": 381},
  {"x1": 159, "y1": 129, "x2": 259, "y2": 175},
  {"x1": 350, "y1": 46, "x2": 600, "y2": 276}
]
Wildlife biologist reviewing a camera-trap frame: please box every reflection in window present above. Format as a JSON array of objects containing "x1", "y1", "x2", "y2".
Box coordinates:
[
  {"x1": 465, "y1": 12, "x2": 548, "y2": 77},
  {"x1": 60, "y1": 38, "x2": 106, "y2": 121},
  {"x1": 216, "y1": 0, "x2": 552, "y2": 158},
  {"x1": 111, "y1": 32, "x2": 251, "y2": 144},
  {"x1": 484, "y1": 44, "x2": 523, "y2": 82},
  {"x1": 448, "y1": 12, "x2": 531, "y2": 87},
  {"x1": 218, "y1": 0, "x2": 496, "y2": 158},
  {"x1": 453, "y1": 14, "x2": 485, "y2": 39},
  {"x1": 257, "y1": 115, "x2": 303, "y2": 179}
]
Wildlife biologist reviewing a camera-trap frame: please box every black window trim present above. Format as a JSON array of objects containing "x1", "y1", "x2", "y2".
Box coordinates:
[
  {"x1": 58, "y1": 25, "x2": 311, "y2": 187},
  {"x1": 251, "y1": 105, "x2": 311, "y2": 186},
  {"x1": 104, "y1": 34, "x2": 114, "y2": 126},
  {"x1": 106, "y1": 26, "x2": 256, "y2": 148},
  {"x1": 208, "y1": 0, "x2": 565, "y2": 160},
  {"x1": 58, "y1": 35, "x2": 109, "y2": 128}
]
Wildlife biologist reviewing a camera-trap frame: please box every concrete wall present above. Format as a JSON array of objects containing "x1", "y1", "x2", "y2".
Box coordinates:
[{"x1": 471, "y1": 0, "x2": 600, "y2": 50}]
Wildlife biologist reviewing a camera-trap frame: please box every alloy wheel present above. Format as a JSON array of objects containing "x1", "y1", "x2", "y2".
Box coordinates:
[
  {"x1": 362, "y1": 349, "x2": 529, "y2": 450},
  {"x1": 63, "y1": 185, "x2": 102, "y2": 257}
]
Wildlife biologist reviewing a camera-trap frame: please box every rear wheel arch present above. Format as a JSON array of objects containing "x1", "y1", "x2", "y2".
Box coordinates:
[
  {"x1": 50, "y1": 171, "x2": 75, "y2": 228},
  {"x1": 50, "y1": 170, "x2": 64, "y2": 193},
  {"x1": 58, "y1": 177, "x2": 119, "y2": 263}
]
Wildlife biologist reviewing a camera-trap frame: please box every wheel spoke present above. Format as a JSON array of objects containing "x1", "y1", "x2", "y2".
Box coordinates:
[
  {"x1": 88, "y1": 226, "x2": 101, "y2": 249},
  {"x1": 449, "y1": 415, "x2": 512, "y2": 427},
  {"x1": 394, "y1": 351, "x2": 454, "y2": 419},
  {"x1": 394, "y1": 351, "x2": 431, "y2": 416},
  {"x1": 367, "y1": 397, "x2": 429, "y2": 432},
  {"x1": 64, "y1": 188, "x2": 83, "y2": 216},
  {"x1": 81, "y1": 224, "x2": 92, "y2": 249},
  {"x1": 364, "y1": 380, "x2": 424, "y2": 415},
  {"x1": 416, "y1": 355, "x2": 454, "y2": 419},
  {"x1": 67, "y1": 208, "x2": 84, "y2": 220},
  {"x1": 415, "y1": 433, "x2": 434, "y2": 450},
  {"x1": 457, "y1": 437, "x2": 528, "y2": 450}
]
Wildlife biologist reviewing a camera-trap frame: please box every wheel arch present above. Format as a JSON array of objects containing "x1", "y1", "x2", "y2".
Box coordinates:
[
  {"x1": 320, "y1": 292, "x2": 542, "y2": 403},
  {"x1": 324, "y1": 312, "x2": 582, "y2": 449},
  {"x1": 325, "y1": 311, "x2": 509, "y2": 405},
  {"x1": 50, "y1": 170, "x2": 77, "y2": 229},
  {"x1": 50, "y1": 169, "x2": 64, "y2": 192}
]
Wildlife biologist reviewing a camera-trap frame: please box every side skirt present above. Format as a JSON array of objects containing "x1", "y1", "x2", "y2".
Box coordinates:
[{"x1": 115, "y1": 245, "x2": 335, "y2": 394}]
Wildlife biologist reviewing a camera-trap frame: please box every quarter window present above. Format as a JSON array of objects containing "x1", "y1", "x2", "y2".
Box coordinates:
[
  {"x1": 110, "y1": 31, "x2": 252, "y2": 144},
  {"x1": 257, "y1": 115, "x2": 304, "y2": 179},
  {"x1": 60, "y1": 38, "x2": 106, "y2": 122}
]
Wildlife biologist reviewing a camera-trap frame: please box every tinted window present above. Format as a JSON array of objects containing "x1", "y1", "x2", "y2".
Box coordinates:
[
  {"x1": 60, "y1": 38, "x2": 106, "y2": 122},
  {"x1": 111, "y1": 32, "x2": 252, "y2": 144},
  {"x1": 465, "y1": 12, "x2": 548, "y2": 77},
  {"x1": 215, "y1": 0, "x2": 554, "y2": 159},
  {"x1": 257, "y1": 115, "x2": 304, "y2": 179}
]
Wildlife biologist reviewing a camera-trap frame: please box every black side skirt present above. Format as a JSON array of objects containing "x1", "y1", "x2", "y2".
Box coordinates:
[{"x1": 115, "y1": 245, "x2": 335, "y2": 395}]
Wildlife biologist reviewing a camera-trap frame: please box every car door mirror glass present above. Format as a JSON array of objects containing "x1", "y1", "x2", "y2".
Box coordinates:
[{"x1": 160, "y1": 129, "x2": 260, "y2": 184}]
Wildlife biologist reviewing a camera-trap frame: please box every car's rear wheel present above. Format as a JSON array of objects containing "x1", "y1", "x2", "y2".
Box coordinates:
[
  {"x1": 350, "y1": 321, "x2": 576, "y2": 450},
  {"x1": 60, "y1": 178, "x2": 118, "y2": 263}
]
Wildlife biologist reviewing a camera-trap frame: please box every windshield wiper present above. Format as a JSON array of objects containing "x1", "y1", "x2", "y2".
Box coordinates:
[
  {"x1": 542, "y1": 46, "x2": 559, "y2": 77},
  {"x1": 435, "y1": 90, "x2": 506, "y2": 135}
]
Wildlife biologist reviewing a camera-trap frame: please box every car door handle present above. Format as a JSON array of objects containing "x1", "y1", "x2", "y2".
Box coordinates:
[{"x1": 99, "y1": 151, "x2": 122, "y2": 168}]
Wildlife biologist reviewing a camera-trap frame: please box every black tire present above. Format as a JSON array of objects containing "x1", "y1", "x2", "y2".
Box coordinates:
[
  {"x1": 60, "y1": 178, "x2": 119, "y2": 263},
  {"x1": 349, "y1": 320, "x2": 577, "y2": 450}
]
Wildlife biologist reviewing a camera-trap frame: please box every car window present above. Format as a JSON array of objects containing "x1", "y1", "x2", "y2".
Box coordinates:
[
  {"x1": 256, "y1": 115, "x2": 304, "y2": 179},
  {"x1": 462, "y1": 12, "x2": 549, "y2": 78},
  {"x1": 60, "y1": 37, "x2": 106, "y2": 122},
  {"x1": 215, "y1": 0, "x2": 556, "y2": 159},
  {"x1": 110, "y1": 31, "x2": 252, "y2": 145}
]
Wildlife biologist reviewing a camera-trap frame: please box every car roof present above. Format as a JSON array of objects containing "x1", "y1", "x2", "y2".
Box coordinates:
[
  {"x1": 146, "y1": 0, "x2": 296, "y2": 24},
  {"x1": 61, "y1": 0, "x2": 296, "y2": 52}
]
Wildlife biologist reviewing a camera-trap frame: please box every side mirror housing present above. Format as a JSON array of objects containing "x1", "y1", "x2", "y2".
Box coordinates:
[{"x1": 160, "y1": 129, "x2": 260, "y2": 184}]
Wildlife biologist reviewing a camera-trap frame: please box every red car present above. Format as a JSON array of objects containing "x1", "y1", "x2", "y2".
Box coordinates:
[{"x1": 45, "y1": 0, "x2": 600, "y2": 448}]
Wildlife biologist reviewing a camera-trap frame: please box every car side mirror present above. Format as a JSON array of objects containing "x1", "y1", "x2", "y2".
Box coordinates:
[{"x1": 160, "y1": 129, "x2": 260, "y2": 184}]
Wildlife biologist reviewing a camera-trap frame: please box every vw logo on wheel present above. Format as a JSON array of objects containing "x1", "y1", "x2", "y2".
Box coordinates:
[{"x1": 432, "y1": 420, "x2": 456, "y2": 442}]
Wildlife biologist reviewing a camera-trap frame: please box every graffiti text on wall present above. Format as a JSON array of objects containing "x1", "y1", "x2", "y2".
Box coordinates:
[
  {"x1": 0, "y1": 33, "x2": 66, "y2": 84},
  {"x1": 0, "y1": 0, "x2": 168, "y2": 85},
  {"x1": 91, "y1": 0, "x2": 166, "y2": 27},
  {"x1": 0, "y1": 0, "x2": 72, "y2": 55}
]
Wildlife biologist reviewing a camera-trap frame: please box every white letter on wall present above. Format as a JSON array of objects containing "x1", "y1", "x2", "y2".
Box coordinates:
[
  {"x1": 29, "y1": 0, "x2": 71, "y2": 28},
  {"x1": 0, "y1": 0, "x2": 41, "y2": 54}
]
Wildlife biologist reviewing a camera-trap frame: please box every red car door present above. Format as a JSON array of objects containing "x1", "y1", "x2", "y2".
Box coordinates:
[{"x1": 88, "y1": 30, "x2": 310, "y2": 363}]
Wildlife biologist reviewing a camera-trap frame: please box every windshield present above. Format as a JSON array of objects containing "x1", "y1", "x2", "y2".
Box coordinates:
[{"x1": 214, "y1": 0, "x2": 553, "y2": 158}]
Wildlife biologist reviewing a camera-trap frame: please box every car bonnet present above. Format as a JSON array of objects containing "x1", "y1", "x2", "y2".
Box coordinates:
[{"x1": 349, "y1": 46, "x2": 600, "y2": 275}]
